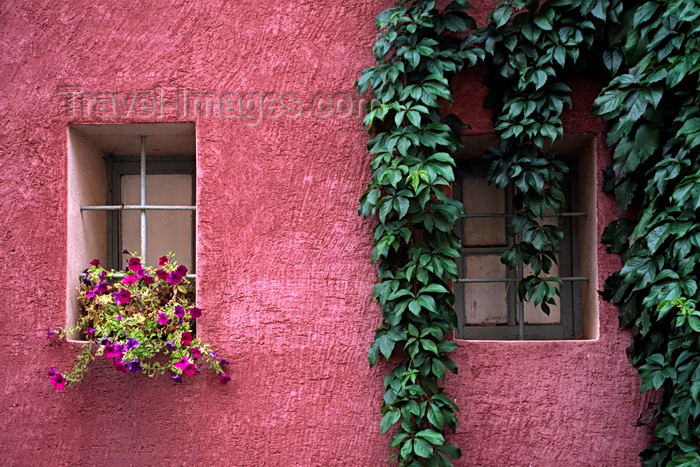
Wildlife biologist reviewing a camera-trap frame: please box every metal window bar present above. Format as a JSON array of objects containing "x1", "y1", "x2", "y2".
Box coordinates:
[
  {"x1": 80, "y1": 135, "x2": 196, "y2": 271},
  {"x1": 462, "y1": 212, "x2": 587, "y2": 218}
]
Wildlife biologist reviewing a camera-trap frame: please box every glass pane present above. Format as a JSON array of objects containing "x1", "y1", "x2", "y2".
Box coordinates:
[
  {"x1": 463, "y1": 255, "x2": 509, "y2": 325},
  {"x1": 462, "y1": 177, "x2": 506, "y2": 246},
  {"x1": 523, "y1": 262, "x2": 561, "y2": 324},
  {"x1": 121, "y1": 174, "x2": 194, "y2": 269}
]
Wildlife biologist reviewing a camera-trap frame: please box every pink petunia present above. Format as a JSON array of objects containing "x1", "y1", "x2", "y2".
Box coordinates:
[
  {"x1": 128, "y1": 257, "x2": 142, "y2": 272},
  {"x1": 167, "y1": 271, "x2": 183, "y2": 285},
  {"x1": 157, "y1": 312, "x2": 169, "y2": 325},
  {"x1": 158, "y1": 255, "x2": 169, "y2": 266},
  {"x1": 122, "y1": 276, "x2": 138, "y2": 285},
  {"x1": 51, "y1": 373, "x2": 67, "y2": 390},
  {"x1": 113, "y1": 360, "x2": 128, "y2": 373},
  {"x1": 219, "y1": 374, "x2": 231, "y2": 385},
  {"x1": 180, "y1": 332, "x2": 193, "y2": 346},
  {"x1": 189, "y1": 307, "x2": 202, "y2": 319},
  {"x1": 155, "y1": 269, "x2": 169, "y2": 281},
  {"x1": 176, "y1": 265, "x2": 188, "y2": 276},
  {"x1": 90, "y1": 259, "x2": 101, "y2": 266},
  {"x1": 113, "y1": 289, "x2": 131, "y2": 305}
]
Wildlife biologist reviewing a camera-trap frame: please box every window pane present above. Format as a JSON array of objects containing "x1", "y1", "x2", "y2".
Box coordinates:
[
  {"x1": 462, "y1": 177, "x2": 505, "y2": 246},
  {"x1": 463, "y1": 255, "x2": 509, "y2": 325},
  {"x1": 121, "y1": 174, "x2": 194, "y2": 269}
]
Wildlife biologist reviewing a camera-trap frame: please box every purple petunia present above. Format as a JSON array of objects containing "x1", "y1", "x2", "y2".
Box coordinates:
[
  {"x1": 46, "y1": 328, "x2": 55, "y2": 340},
  {"x1": 113, "y1": 289, "x2": 131, "y2": 305},
  {"x1": 189, "y1": 307, "x2": 202, "y2": 319},
  {"x1": 128, "y1": 360, "x2": 142, "y2": 372},
  {"x1": 174, "y1": 305, "x2": 185, "y2": 319},
  {"x1": 93, "y1": 281, "x2": 109, "y2": 295},
  {"x1": 99, "y1": 270, "x2": 107, "y2": 281},
  {"x1": 157, "y1": 313, "x2": 169, "y2": 325},
  {"x1": 125, "y1": 338, "x2": 139, "y2": 350},
  {"x1": 48, "y1": 366, "x2": 58, "y2": 377},
  {"x1": 219, "y1": 374, "x2": 231, "y2": 385},
  {"x1": 167, "y1": 271, "x2": 183, "y2": 285},
  {"x1": 86, "y1": 328, "x2": 96, "y2": 339},
  {"x1": 165, "y1": 341, "x2": 175, "y2": 350},
  {"x1": 171, "y1": 374, "x2": 183, "y2": 383},
  {"x1": 122, "y1": 276, "x2": 138, "y2": 285},
  {"x1": 128, "y1": 257, "x2": 142, "y2": 272},
  {"x1": 103, "y1": 342, "x2": 124, "y2": 359}
]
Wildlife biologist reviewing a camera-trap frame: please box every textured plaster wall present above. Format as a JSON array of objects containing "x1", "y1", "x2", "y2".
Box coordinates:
[{"x1": 0, "y1": 1, "x2": 651, "y2": 466}]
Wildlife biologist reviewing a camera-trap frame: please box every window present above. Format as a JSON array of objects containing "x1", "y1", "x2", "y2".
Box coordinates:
[
  {"x1": 453, "y1": 136, "x2": 598, "y2": 340},
  {"x1": 66, "y1": 123, "x2": 196, "y2": 333}
]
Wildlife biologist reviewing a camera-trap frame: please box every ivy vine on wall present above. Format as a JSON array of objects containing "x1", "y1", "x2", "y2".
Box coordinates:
[{"x1": 358, "y1": 0, "x2": 699, "y2": 465}]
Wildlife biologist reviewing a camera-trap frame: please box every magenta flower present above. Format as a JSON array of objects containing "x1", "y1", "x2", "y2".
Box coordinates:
[
  {"x1": 116, "y1": 315, "x2": 123, "y2": 321},
  {"x1": 113, "y1": 289, "x2": 131, "y2": 305},
  {"x1": 159, "y1": 255, "x2": 169, "y2": 266},
  {"x1": 128, "y1": 257, "x2": 142, "y2": 272},
  {"x1": 189, "y1": 307, "x2": 202, "y2": 319},
  {"x1": 104, "y1": 342, "x2": 124, "y2": 359},
  {"x1": 86, "y1": 328, "x2": 96, "y2": 338},
  {"x1": 155, "y1": 269, "x2": 169, "y2": 281},
  {"x1": 174, "y1": 305, "x2": 185, "y2": 319},
  {"x1": 122, "y1": 249, "x2": 130, "y2": 255},
  {"x1": 113, "y1": 360, "x2": 128, "y2": 373},
  {"x1": 183, "y1": 362, "x2": 197, "y2": 376},
  {"x1": 180, "y1": 332, "x2": 193, "y2": 346},
  {"x1": 219, "y1": 374, "x2": 231, "y2": 385},
  {"x1": 157, "y1": 313, "x2": 169, "y2": 325},
  {"x1": 123, "y1": 276, "x2": 138, "y2": 285},
  {"x1": 90, "y1": 258, "x2": 101, "y2": 266},
  {"x1": 174, "y1": 355, "x2": 190, "y2": 371},
  {"x1": 176, "y1": 265, "x2": 188, "y2": 276},
  {"x1": 86, "y1": 290, "x2": 96, "y2": 299},
  {"x1": 51, "y1": 372, "x2": 67, "y2": 390},
  {"x1": 190, "y1": 347, "x2": 201, "y2": 359},
  {"x1": 167, "y1": 271, "x2": 183, "y2": 285},
  {"x1": 94, "y1": 281, "x2": 109, "y2": 294},
  {"x1": 142, "y1": 275, "x2": 154, "y2": 285},
  {"x1": 99, "y1": 270, "x2": 107, "y2": 280}
]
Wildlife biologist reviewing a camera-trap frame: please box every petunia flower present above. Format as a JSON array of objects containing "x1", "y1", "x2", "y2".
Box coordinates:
[
  {"x1": 219, "y1": 358, "x2": 230, "y2": 365},
  {"x1": 86, "y1": 289, "x2": 96, "y2": 299},
  {"x1": 46, "y1": 328, "x2": 55, "y2": 340},
  {"x1": 155, "y1": 269, "x2": 169, "y2": 281},
  {"x1": 189, "y1": 307, "x2": 202, "y2": 319},
  {"x1": 122, "y1": 249, "x2": 130, "y2": 255},
  {"x1": 100, "y1": 337, "x2": 111, "y2": 345},
  {"x1": 125, "y1": 338, "x2": 139, "y2": 350},
  {"x1": 48, "y1": 366, "x2": 58, "y2": 377},
  {"x1": 122, "y1": 276, "x2": 138, "y2": 285},
  {"x1": 90, "y1": 259, "x2": 101, "y2": 266},
  {"x1": 128, "y1": 257, "x2": 142, "y2": 272},
  {"x1": 174, "y1": 355, "x2": 190, "y2": 371},
  {"x1": 180, "y1": 332, "x2": 193, "y2": 346},
  {"x1": 157, "y1": 313, "x2": 169, "y2": 325},
  {"x1": 99, "y1": 270, "x2": 107, "y2": 281},
  {"x1": 183, "y1": 362, "x2": 197, "y2": 376},
  {"x1": 209, "y1": 351, "x2": 217, "y2": 359},
  {"x1": 86, "y1": 328, "x2": 96, "y2": 339},
  {"x1": 116, "y1": 315, "x2": 123, "y2": 321},
  {"x1": 81, "y1": 276, "x2": 92, "y2": 286},
  {"x1": 174, "y1": 305, "x2": 185, "y2": 319},
  {"x1": 113, "y1": 360, "x2": 128, "y2": 373},
  {"x1": 94, "y1": 281, "x2": 109, "y2": 294},
  {"x1": 176, "y1": 265, "x2": 188, "y2": 276},
  {"x1": 167, "y1": 271, "x2": 183, "y2": 285},
  {"x1": 103, "y1": 342, "x2": 124, "y2": 359},
  {"x1": 171, "y1": 375, "x2": 183, "y2": 383},
  {"x1": 219, "y1": 374, "x2": 231, "y2": 385},
  {"x1": 142, "y1": 275, "x2": 154, "y2": 285},
  {"x1": 190, "y1": 347, "x2": 201, "y2": 359},
  {"x1": 128, "y1": 360, "x2": 142, "y2": 372},
  {"x1": 51, "y1": 372, "x2": 67, "y2": 390},
  {"x1": 165, "y1": 341, "x2": 175, "y2": 350},
  {"x1": 159, "y1": 255, "x2": 169, "y2": 266},
  {"x1": 113, "y1": 289, "x2": 131, "y2": 305}
]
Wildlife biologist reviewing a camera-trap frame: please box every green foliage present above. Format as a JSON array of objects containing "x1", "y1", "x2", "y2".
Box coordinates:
[
  {"x1": 361, "y1": 0, "x2": 699, "y2": 463},
  {"x1": 358, "y1": 1, "x2": 482, "y2": 464}
]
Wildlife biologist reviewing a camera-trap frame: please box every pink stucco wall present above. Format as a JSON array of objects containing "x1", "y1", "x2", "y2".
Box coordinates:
[{"x1": 0, "y1": 1, "x2": 652, "y2": 465}]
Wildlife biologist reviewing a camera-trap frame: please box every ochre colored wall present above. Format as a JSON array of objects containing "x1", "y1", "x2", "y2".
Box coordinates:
[{"x1": 0, "y1": 1, "x2": 652, "y2": 465}]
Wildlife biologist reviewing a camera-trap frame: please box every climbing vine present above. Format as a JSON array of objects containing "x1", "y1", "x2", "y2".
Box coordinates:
[{"x1": 359, "y1": 0, "x2": 699, "y2": 465}]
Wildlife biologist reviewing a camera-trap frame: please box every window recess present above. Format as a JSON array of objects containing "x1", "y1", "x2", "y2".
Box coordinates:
[{"x1": 453, "y1": 135, "x2": 598, "y2": 340}]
